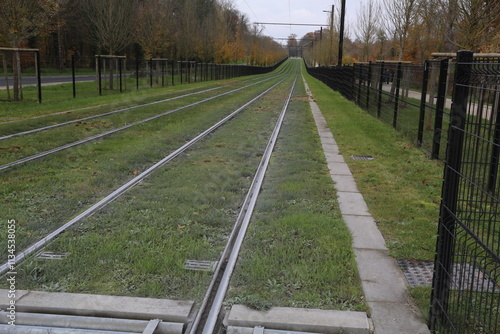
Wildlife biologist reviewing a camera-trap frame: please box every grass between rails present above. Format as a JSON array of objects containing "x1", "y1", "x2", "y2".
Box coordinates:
[
  {"x1": 0, "y1": 77, "x2": 249, "y2": 122},
  {"x1": 0, "y1": 80, "x2": 264, "y2": 165},
  {"x1": 226, "y1": 77, "x2": 366, "y2": 312},
  {"x1": 0, "y1": 70, "x2": 296, "y2": 301},
  {"x1": 0, "y1": 75, "x2": 285, "y2": 260},
  {"x1": 303, "y1": 69, "x2": 444, "y2": 321}
]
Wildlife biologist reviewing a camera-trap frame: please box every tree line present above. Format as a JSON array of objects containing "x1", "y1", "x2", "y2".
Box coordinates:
[
  {"x1": 0, "y1": 0, "x2": 287, "y2": 70},
  {"x1": 296, "y1": 0, "x2": 499, "y2": 66}
]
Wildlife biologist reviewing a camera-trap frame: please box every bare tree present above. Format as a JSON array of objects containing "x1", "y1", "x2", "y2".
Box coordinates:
[
  {"x1": 355, "y1": 0, "x2": 381, "y2": 61},
  {"x1": 382, "y1": 0, "x2": 420, "y2": 60},
  {"x1": 0, "y1": 0, "x2": 44, "y2": 100},
  {"x1": 81, "y1": 0, "x2": 137, "y2": 55},
  {"x1": 81, "y1": 0, "x2": 137, "y2": 89},
  {"x1": 40, "y1": 0, "x2": 71, "y2": 72},
  {"x1": 455, "y1": 0, "x2": 500, "y2": 51}
]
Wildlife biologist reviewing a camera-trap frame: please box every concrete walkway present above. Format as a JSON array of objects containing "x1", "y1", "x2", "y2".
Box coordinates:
[{"x1": 304, "y1": 77, "x2": 431, "y2": 334}]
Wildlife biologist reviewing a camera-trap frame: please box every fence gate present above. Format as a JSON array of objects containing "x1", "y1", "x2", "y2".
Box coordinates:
[{"x1": 430, "y1": 51, "x2": 500, "y2": 333}]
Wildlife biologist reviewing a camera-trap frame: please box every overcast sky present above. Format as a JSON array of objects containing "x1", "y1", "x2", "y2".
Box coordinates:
[{"x1": 233, "y1": 0, "x2": 362, "y2": 44}]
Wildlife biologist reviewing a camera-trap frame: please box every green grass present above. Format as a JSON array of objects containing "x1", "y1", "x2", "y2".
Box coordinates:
[
  {"x1": 0, "y1": 74, "x2": 286, "y2": 260},
  {"x1": 0, "y1": 84, "x2": 256, "y2": 165},
  {"x1": 0, "y1": 77, "x2": 246, "y2": 121},
  {"x1": 0, "y1": 66, "x2": 296, "y2": 301},
  {"x1": 226, "y1": 76, "x2": 366, "y2": 312},
  {"x1": 304, "y1": 72, "x2": 443, "y2": 261},
  {"x1": 302, "y1": 68, "x2": 446, "y2": 322}
]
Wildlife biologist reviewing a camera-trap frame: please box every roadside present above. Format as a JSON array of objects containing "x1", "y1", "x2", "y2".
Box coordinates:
[
  {"x1": 303, "y1": 68, "x2": 444, "y2": 327},
  {"x1": 303, "y1": 74, "x2": 430, "y2": 334}
]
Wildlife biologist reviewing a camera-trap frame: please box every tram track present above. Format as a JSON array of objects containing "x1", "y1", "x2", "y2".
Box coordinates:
[
  {"x1": 0, "y1": 59, "x2": 371, "y2": 334},
  {"x1": 190, "y1": 73, "x2": 298, "y2": 334},
  {"x1": 0, "y1": 62, "x2": 292, "y2": 135},
  {"x1": 1, "y1": 60, "x2": 305, "y2": 333},
  {"x1": 0, "y1": 72, "x2": 287, "y2": 171},
  {"x1": 0, "y1": 64, "x2": 296, "y2": 274},
  {"x1": 0, "y1": 67, "x2": 291, "y2": 140}
]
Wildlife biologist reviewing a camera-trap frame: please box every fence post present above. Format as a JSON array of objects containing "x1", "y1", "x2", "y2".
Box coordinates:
[
  {"x1": 149, "y1": 58, "x2": 153, "y2": 87},
  {"x1": 136, "y1": 59, "x2": 140, "y2": 90},
  {"x1": 488, "y1": 100, "x2": 500, "y2": 193},
  {"x1": 366, "y1": 62, "x2": 372, "y2": 110},
  {"x1": 172, "y1": 60, "x2": 175, "y2": 86},
  {"x1": 72, "y1": 54, "x2": 77, "y2": 98},
  {"x1": 98, "y1": 55, "x2": 102, "y2": 96},
  {"x1": 162, "y1": 60, "x2": 165, "y2": 87},
  {"x1": 356, "y1": 65, "x2": 362, "y2": 105},
  {"x1": 393, "y1": 62, "x2": 403, "y2": 129},
  {"x1": 431, "y1": 59, "x2": 449, "y2": 159},
  {"x1": 35, "y1": 51, "x2": 42, "y2": 103},
  {"x1": 429, "y1": 50, "x2": 473, "y2": 330},
  {"x1": 119, "y1": 58, "x2": 123, "y2": 93},
  {"x1": 418, "y1": 61, "x2": 430, "y2": 146},
  {"x1": 377, "y1": 62, "x2": 385, "y2": 118}
]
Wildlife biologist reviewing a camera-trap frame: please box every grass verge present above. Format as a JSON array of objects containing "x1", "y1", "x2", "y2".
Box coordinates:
[{"x1": 303, "y1": 69, "x2": 444, "y2": 322}]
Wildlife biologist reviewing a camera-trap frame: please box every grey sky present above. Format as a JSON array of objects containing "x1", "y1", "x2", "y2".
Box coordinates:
[{"x1": 233, "y1": 0, "x2": 362, "y2": 43}]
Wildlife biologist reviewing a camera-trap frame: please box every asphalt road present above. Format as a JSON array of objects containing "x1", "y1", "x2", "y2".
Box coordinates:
[{"x1": 0, "y1": 74, "x2": 96, "y2": 88}]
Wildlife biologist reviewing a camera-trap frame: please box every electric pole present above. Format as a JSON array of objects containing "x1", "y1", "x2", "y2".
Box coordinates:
[
  {"x1": 338, "y1": 0, "x2": 346, "y2": 66},
  {"x1": 323, "y1": 5, "x2": 334, "y2": 65}
]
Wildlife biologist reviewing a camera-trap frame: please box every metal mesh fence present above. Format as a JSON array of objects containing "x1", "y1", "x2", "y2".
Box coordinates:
[
  {"x1": 306, "y1": 60, "x2": 451, "y2": 160},
  {"x1": 306, "y1": 53, "x2": 499, "y2": 333},
  {"x1": 0, "y1": 53, "x2": 287, "y2": 103},
  {"x1": 430, "y1": 51, "x2": 500, "y2": 334}
]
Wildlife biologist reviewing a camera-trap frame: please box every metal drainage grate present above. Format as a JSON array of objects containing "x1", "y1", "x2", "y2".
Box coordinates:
[
  {"x1": 397, "y1": 259, "x2": 434, "y2": 288},
  {"x1": 36, "y1": 251, "x2": 70, "y2": 260},
  {"x1": 184, "y1": 260, "x2": 218, "y2": 272},
  {"x1": 397, "y1": 259, "x2": 496, "y2": 290},
  {"x1": 351, "y1": 155, "x2": 374, "y2": 161}
]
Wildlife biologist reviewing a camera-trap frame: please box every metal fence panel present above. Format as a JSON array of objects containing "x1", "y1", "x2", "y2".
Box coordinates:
[
  {"x1": 430, "y1": 50, "x2": 500, "y2": 334},
  {"x1": 305, "y1": 53, "x2": 499, "y2": 333}
]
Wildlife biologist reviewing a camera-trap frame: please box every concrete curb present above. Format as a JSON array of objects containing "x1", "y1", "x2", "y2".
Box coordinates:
[
  {"x1": 303, "y1": 77, "x2": 431, "y2": 334},
  {"x1": 225, "y1": 305, "x2": 373, "y2": 334},
  {"x1": 0, "y1": 289, "x2": 194, "y2": 323}
]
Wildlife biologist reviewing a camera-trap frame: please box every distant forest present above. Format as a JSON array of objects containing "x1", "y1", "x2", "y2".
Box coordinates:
[{"x1": 0, "y1": 0, "x2": 287, "y2": 70}]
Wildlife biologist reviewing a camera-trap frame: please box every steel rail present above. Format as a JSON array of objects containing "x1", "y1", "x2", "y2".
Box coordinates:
[
  {"x1": 0, "y1": 74, "x2": 285, "y2": 172},
  {"x1": 191, "y1": 71, "x2": 299, "y2": 334},
  {"x1": 0, "y1": 76, "x2": 263, "y2": 126},
  {"x1": 0, "y1": 76, "x2": 289, "y2": 276},
  {"x1": 0, "y1": 63, "x2": 292, "y2": 139},
  {"x1": 0, "y1": 86, "x2": 223, "y2": 141}
]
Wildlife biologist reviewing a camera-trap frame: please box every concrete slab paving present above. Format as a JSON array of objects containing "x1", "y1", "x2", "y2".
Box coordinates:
[
  {"x1": 326, "y1": 162, "x2": 353, "y2": 176},
  {"x1": 336, "y1": 192, "x2": 371, "y2": 216},
  {"x1": 225, "y1": 305, "x2": 372, "y2": 334},
  {"x1": 324, "y1": 151, "x2": 346, "y2": 163},
  {"x1": 0, "y1": 289, "x2": 194, "y2": 323},
  {"x1": 329, "y1": 175, "x2": 359, "y2": 193},
  {"x1": 354, "y1": 249, "x2": 409, "y2": 303},
  {"x1": 342, "y1": 215, "x2": 387, "y2": 251},
  {"x1": 304, "y1": 77, "x2": 430, "y2": 334},
  {"x1": 367, "y1": 302, "x2": 431, "y2": 334}
]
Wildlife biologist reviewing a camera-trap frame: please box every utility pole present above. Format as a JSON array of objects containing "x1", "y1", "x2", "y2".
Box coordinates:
[
  {"x1": 323, "y1": 5, "x2": 334, "y2": 65},
  {"x1": 338, "y1": 0, "x2": 346, "y2": 66}
]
